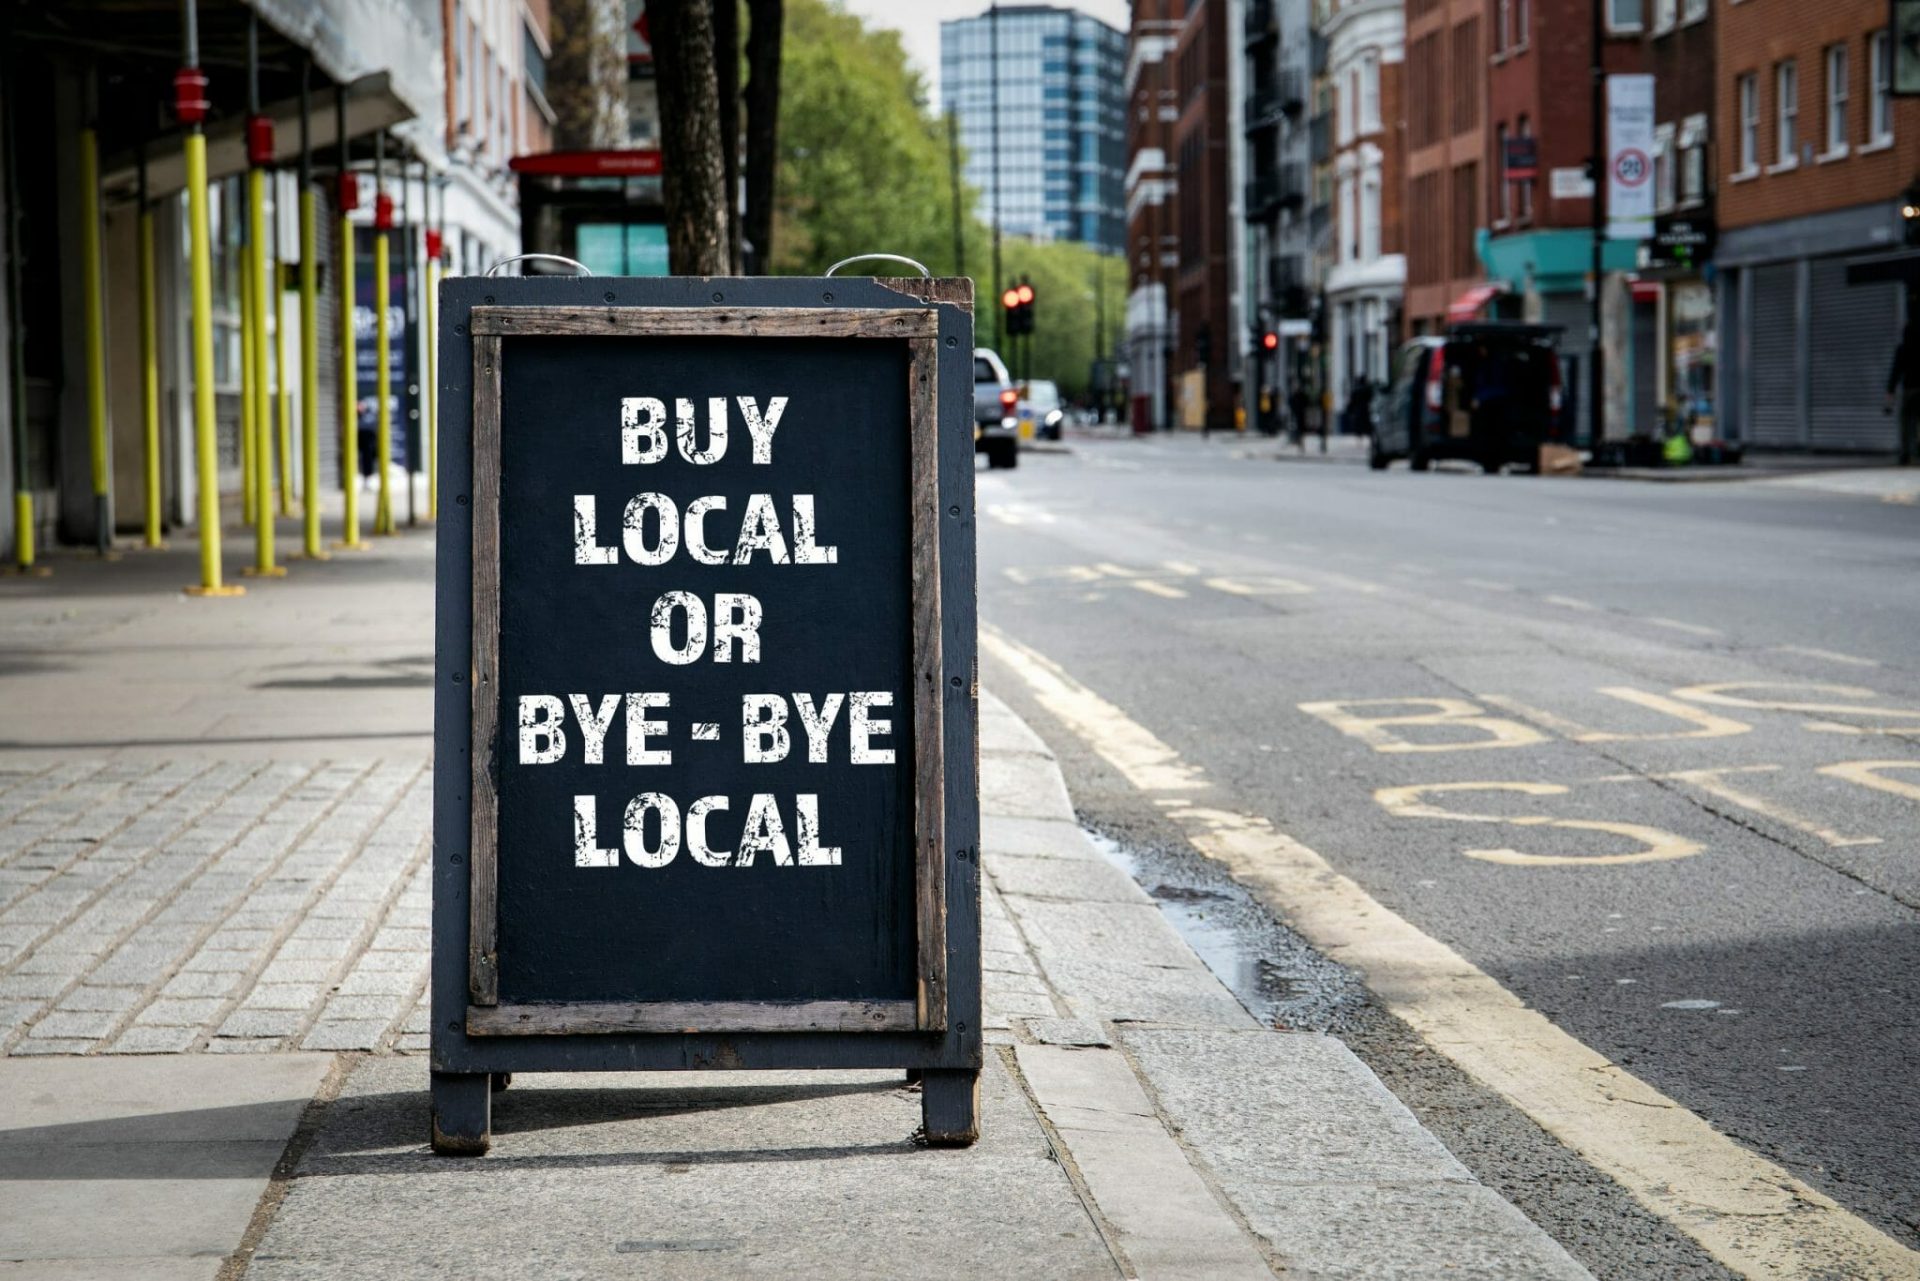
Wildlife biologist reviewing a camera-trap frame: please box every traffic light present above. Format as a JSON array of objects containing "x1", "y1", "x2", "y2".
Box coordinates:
[
  {"x1": 1903, "y1": 181, "x2": 1920, "y2": 248},
  {"x1": 1261, "y1": 329, "x2": 1280, "y2": 353},
  {"x1": 1002, "y1": 279, "x2": 1036, "y2": 336}
]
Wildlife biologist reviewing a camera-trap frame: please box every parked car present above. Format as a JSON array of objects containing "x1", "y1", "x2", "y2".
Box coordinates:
[
  {"x1": 1014, "y1": 379, "x2": 1066, "y2": 441},
  {"x1": 973, "y1": 348, "x2": 1019, "y2": 469},
  {"x1": 1373, "y1": 323, "x2": 1566, "y2": 473}
]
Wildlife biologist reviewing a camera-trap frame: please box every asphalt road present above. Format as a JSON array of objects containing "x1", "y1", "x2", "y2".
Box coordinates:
[{"x1": 976, "y1": 434, "x2": 1920, "y2": 1279}]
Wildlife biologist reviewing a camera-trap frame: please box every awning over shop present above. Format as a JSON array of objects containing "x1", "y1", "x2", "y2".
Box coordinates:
[
  {"x1": 1844, "y1": 248, "x2": 1920, "y2": 287},
  {"x1": 1446, "y1": 282, "x2": 1507, "y2": 324},
  {"x1": 100, "y1": 73, "x2": 414, "y2": 203}
]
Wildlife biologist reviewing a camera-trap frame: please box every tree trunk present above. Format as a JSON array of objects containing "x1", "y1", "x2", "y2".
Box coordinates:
[
  {"x1": 650, "y1": 0, "x2": 730, "y2": 275},
  {"x1": 743, "y1": 0, "x2": 783, "y2": 274},
  {"x1": 713, "y1": 0, "x2": 743, "y2": 275},
  {"x1": 547, "y1": 0, "x2": 628, "y2": 150}
]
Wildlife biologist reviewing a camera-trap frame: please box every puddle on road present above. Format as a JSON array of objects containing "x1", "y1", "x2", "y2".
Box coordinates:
[{"x1": 1087, "y1": 827, "x2": 1370, "y2": 1033}]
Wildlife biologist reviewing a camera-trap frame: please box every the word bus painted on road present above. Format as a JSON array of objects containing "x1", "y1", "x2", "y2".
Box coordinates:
[{"x1": 431, "y1": 276, "x2": 982, "y2": 1155}]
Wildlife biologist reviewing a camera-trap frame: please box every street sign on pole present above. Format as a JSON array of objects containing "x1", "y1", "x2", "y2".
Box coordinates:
[
  {"x1": 1606, "y1": 74, "x2": 1656, "y2": 242},
  {"x1": 431, "y1": 275, "x2": 983, "y2": 1155}
]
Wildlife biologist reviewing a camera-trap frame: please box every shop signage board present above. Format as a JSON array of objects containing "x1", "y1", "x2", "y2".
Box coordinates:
[
  {"x1": 1648, "y1": 217, "x2": 1716, "y2": 269},
  {"x1": 430, "y1": 274, "x2": 982, "y2": 1154}
]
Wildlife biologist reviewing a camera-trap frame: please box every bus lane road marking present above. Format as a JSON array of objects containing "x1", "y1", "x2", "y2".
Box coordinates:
[{"x1": 981, "y1": 622, "x2": 1920, "y2": 1281}]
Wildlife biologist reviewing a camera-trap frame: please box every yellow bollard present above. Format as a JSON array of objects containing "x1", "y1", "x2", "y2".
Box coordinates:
[
  {"x1": 79, "y1": 127, "x2": 113, "y2": 556},
  {"x1": 138, "y1": 201, "x2": 164, "y2": 548},
  {"x1": 373, "y1": 228, "x2": 393, "y2": 536},
  {"x1": 245, "y1": 164, "x2": 282, "y2": 577},
  {"x1": 273, "y1": 206, "x2": 292, "y2": 517},
  {"x1": 183, "y1": 130, "x2": 240, "y2": 596},
  {"x1": 337, "y1": 211, "x2": 365, "y2": 549},
  {"x1": 299, "y1": 185, "x2": 325, "y2": 560},
  {"x1": 426, "y1": 250, "x2": 439, "y2": 521},
  {"x1": 238, "y1": 234, "x2": 256, "y2": 528}
]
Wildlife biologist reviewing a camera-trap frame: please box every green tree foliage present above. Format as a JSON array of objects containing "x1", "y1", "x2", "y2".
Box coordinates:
[{"x1": 775, "y1": 0, "x2": 1125, "y2": 400}]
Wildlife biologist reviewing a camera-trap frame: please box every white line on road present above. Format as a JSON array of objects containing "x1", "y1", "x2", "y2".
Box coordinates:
[
  {"x1": 1543, "y1": 594, "x2": 1600, "y2": 612},
  {"x1": 1642, "y1": 617, "x2": 1723, "y2": 637},
  {"x1": 1772, "y1": 645, "x2": 1880, "y2": 668},
  {"x1": 1131, "y1": 580, "x2": 1188, "y2": 600},
  {"x1": 980, "y1": 623, "x2": 1920, "y2": 1281}
]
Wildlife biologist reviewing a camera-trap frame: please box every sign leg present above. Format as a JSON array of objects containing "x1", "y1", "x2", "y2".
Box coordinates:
[
  {"x1": 920, "y1": 1069, "x2": 979, "y2": 1147},
  {"x1": 430, "y1": 1071, "x2": 492, "y2": 1156}
]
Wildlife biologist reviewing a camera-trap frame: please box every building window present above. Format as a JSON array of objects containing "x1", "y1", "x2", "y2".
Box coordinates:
[
  {"x1": 1824, "y1": 44, "x2": 1849, "y2": 156},
  {"x1": 1517, "y1": 114, "x2": 1534, "y2": 220},
  {"x1": 1653, "y1": 122, "x2": 1675, "y2": 211},
  {"x1": 1653, "y1": 0, "x2": 1675, "y2": 34},
  {"x1": 1679, "y1": 114, "x2": 1707, "y2": 204},
  {"x1": 1361, "y1": 53, "x2": 1381, "y2": 133},
  {"x1": 1736, "y1": 73, "x2": 1757, "y2": 174},
  {"x1": 1496, "y1": 0, "x2": 1509, "y2": 52},
  {"x1": 1495, "y1": 122, "x2": 1511, "y2": 223},
  {"x1": 1606, "y1": 0, "x2": 1641, "y2": 34},
  {"x1": 1682, "y1": 0, "x2": 1706, "y2": 21},
  {"x1": 1361, "y1": 170, "x2": 1381, "y2": 260},
  {"x1": 1775, "y1": 60, "x2": 1797, "y2": 167},
  {"x1": 1516, "y1": 0, "x2": 1528, "y2": 44},
  {"x1": 1869, "y1": 30, "x2": 1894, "y2": 146}
]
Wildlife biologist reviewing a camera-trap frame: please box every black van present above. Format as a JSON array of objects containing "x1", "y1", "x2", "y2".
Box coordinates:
[{"x1": 1371, "y1": 323, "x2": 1566, "y2": 472}]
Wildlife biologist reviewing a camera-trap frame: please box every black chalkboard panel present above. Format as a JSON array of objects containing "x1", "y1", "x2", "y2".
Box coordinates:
[
  {"x1": 493, "y1": 334, "x2": 916, "y2": 1004},
  {"x1": 431, "y1": 277, "x2": 982, "y2": 1156}
]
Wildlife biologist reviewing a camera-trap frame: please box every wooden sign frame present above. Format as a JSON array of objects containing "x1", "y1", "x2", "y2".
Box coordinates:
[{"x1": 431, "y1": 276, "x2": 980, "y2": 1155}]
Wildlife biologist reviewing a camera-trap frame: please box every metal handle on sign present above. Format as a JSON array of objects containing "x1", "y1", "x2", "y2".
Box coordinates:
[
  {"x1": 485, "y1": 253, "x2": 593, "y2": 278},
  {"x1": 825, "y1": 253, "x2": 930, "y2": 279}
]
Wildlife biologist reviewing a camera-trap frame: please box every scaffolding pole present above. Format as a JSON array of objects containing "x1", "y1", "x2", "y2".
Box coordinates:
[
  {"x1": 79, "y1": 97, "x2": 113, "y2": 555},
  {"x1": 298, "y1": 60, "x2": 325, "y2": 559},
  {"x1": 180, "y1": 0, "x2": 239, "y2": 595},
  {"x1": 244, "y1": 13, "x2": 281, "y2": 577},
  {"x1": 335, "y1": 83, "x2": 365, "y2": 550},
  {"x1": 371, "y1": 130, "x2": 392, "y2": 536},
  {"x1": 137, "y1": 147, "x2": 164, "y2": 548},
  {"x1": 3, "y1": 27, "x2": 46, "y2": 575}
]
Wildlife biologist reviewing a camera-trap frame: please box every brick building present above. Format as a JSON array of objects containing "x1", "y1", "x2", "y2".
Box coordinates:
[
  {"x1": 1401, "y1": 0, "x2": 1487, "y2": 336},
  {"x1": 1715, "y1": 0, "x2": 1915, "y2": 451},
  {"x1": 1323, "y1": 0, "x2": 1404, "y2": 414},
  {"x1": 1481, "y1": 0, "x2": 1642, "y2": 443},
  {"x1": 1243, "y1": 0, "x2": 1317, "y2": 432},
  {"x1": 1123, "y1": 0, "x2": 1182, "y2": 431},
  {"x1": 1638, "y1": 0, "x2": 1717, "y2": 440},
  {"x1": 1170, "y1": 0, "x2": 1243, "y2": 431}
]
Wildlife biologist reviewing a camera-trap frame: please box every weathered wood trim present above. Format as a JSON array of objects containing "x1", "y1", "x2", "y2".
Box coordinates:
[
  {"x1": 465, "y1": 305, "x2": 951, "y2": 1033},
  {"x1": 909, "y1": 335, "x2": 947, "y2": 1031},
  {"x1": 467, "y1": 334, "x2": 502, "y2": 1007},
  {"x1": 468, "y1": 306, "x2": 937, "y2": 339},
  {"x1": 466, "y1": 1000, "x2": 921, "y2": 1036}
]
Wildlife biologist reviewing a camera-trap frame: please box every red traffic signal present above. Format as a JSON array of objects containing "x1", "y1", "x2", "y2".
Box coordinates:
[
  {"x1": 1261, "y1": 331, "x2": 1279, "y2": 351},
  {"x1": 1002, "y1": 288, "x2": 1021, "y2": 310},
  {"x1": 1015, "y1": 283, "x2": 1034, "y2": 305}
]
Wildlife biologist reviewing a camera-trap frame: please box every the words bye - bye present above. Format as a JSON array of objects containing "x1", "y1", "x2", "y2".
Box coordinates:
[{"x1": 518, "y1": 393, "x2": 898, "y2": 873}]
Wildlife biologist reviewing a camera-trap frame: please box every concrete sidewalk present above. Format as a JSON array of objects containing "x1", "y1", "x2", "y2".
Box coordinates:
[{"x1": 0, "y1": 530, "x2": 1588, "y2": 1279}]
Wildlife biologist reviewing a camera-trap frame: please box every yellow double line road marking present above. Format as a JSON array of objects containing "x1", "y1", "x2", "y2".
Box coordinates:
[{"x1": 981, "y1": 622, "x2": 1920, "y2": 1281}]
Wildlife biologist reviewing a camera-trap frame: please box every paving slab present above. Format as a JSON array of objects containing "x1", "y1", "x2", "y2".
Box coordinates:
[
  {"x1": 1014, "y1": 1043, "x2": 1273, "y2": 1279},
  {"x1": 245, "y1": 1053, "x2": 1119, "y2": 1281},
  {"x1": 0, "y1": 1054, "x2": 333, "y2": 1278},
  {"x1": 1118, "y1": 1027, "x2": 1591, "y2": 1280}
]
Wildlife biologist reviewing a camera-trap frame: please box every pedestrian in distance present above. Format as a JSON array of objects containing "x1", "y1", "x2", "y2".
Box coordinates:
[
  {"x1": 1887, "y1": 317, "x2": 1920, "y2": 465},
  {"x1": 1288, "y1": 385, "x2": 1309, "y2": 452}
]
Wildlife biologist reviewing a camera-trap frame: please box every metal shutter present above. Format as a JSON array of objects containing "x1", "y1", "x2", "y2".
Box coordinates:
[
  {"x1": 1809, "y1": 256, "x2": 1899, "y2": 452},
  {"x1": 1748, "y1": 264, "x2": 1799, "y2": 447}
]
